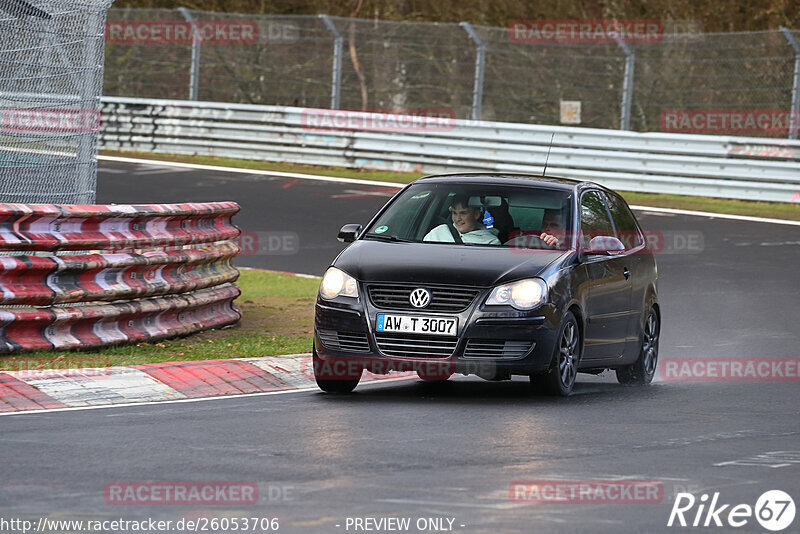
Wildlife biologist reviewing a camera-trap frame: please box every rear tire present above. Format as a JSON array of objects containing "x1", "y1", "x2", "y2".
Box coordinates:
[
  {"x1": 530, "y1": 311, "x2": 580, "y2": 396},
  {"x1": 313, "y1": 347, "x2": 362, "y2": 394},
  {"x1": 616, "y1": 307, "x2": 659, "y2": 385}
]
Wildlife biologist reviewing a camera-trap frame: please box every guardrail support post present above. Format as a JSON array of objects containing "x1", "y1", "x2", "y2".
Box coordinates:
[
  {"x1": 615, "y1": 38, "x2": 635, "y2": 131},
  {"x1": 780, "y1": 27, "x2": 800, "y2": 140},
  {"x1": 460, "y1": 22, "x2": 485, "y2": 121},
  {"x1": 178, "y1": 8, "x2": 201, "y2": 101},
  {"x1": 319, "y1": 15, "x2": 343, "y2": 109}
]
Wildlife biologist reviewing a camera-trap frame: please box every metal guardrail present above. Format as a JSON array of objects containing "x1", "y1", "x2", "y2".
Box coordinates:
[
  {"x1": 0, "y1": 201, "x2": 242, "y2": 353},
  {"x1": 100, "y1": 97, "x2": 800, "y2": 203}
]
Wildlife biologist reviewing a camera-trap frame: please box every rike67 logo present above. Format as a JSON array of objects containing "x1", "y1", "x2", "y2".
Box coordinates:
[{"x1": 668, "y1": 490, "x2": 795, "y2": 531}]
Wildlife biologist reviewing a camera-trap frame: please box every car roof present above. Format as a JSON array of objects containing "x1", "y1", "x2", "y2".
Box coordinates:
[{"x1": 413, "y1": 172, "x2": 607, "y2": 193}]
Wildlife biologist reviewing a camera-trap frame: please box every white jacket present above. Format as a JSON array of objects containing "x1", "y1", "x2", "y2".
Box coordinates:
[{"x1": 423, "y1": 224, "x2": 501, "y2": 245}]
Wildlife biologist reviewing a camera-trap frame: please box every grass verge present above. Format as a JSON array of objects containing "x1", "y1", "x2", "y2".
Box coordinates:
[{"x1": 0, "y1": 269, "x2": 319, "y2": 370}]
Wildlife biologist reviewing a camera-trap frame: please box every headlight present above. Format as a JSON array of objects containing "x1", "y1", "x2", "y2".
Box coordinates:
[
  {"x1": 319, "y1": 267, "x2": 359, "y2": 300},
  {"x1": 486, "y1": 278, "x2": 547, "y2": 310}
]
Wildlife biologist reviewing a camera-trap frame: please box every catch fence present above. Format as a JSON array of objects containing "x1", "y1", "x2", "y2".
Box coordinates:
[{"x1": 103, "y1": 10, "x2": 800, "y2": 138}]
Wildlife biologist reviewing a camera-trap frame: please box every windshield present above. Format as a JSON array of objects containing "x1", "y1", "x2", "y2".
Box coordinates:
[{"x1": 364, "y1": 182, "x2": 573, "y2": 250}]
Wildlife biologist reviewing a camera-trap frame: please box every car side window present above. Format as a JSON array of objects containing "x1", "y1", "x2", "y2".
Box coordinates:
[
  {"x1": 605, "y1": 192, "x2": 644, "y2": 249},
  {"x1": 580, "y1": 191, "x2": 615, "y2": 249}
]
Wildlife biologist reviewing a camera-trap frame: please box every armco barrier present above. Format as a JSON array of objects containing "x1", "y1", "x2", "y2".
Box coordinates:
[
  {"x1": 0, "y1": 202, "x2": 242, "y2": 353},
  {"x1": 100, "y1": 97, "x2": 800, "y2": 203}
]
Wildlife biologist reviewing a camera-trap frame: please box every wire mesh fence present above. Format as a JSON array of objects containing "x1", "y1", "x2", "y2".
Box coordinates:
[
  {"x1": 101, "y1": 9, "x2": 800, "y2": 138},
  {"x1": 0, "y1": 0, "x2": 113, "y2": 203},
  {"x1": 627, "y1": 30, "x2": 798, "y2": 133},
  {"x1": 473, "y1": 24, "x2": 626, "y2": 128}
]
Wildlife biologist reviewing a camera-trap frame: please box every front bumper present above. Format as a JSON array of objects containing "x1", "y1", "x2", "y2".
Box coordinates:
[{"x1": 314, "y1": 287, "x2": 561, "y2": 378}]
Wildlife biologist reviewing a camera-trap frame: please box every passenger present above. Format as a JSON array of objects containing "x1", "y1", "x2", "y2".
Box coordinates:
[
  {"x1": 539, "y1": 209, "x2": 564, "y2": 247},
  {"x1": 423, "y1": 194, "x2": 501, "y2": 245}
]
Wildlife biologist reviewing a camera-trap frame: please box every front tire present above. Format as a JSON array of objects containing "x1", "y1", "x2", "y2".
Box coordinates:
[
  {"x1": 530, "y1": 311, "x2": 580, "y2": 396},
  {"x1": 616, "y1": 307, "x2": 659, "y2": 385},
  {"x1": 313, "y1": 347, "x2": 362, "y2": 394}
]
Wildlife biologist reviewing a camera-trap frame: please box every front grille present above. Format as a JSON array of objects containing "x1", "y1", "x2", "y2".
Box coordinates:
[
  {"x1": 317, "y1": 329, "x2": 370, "y2": 353},
  {"x1": 463, "y1": 339, "x2": 534, "y2": 359},
  {"x1": 374, "y1": 332, "x2": 458, "y2": 358},
  {"x1": 368, "y1": 284, "x2": 480, "y2": 312}
]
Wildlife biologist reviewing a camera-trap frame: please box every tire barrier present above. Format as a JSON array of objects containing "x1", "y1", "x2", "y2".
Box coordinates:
[
  {"x1": 0, "y1": 201, "x2": 239, "y2": 251},
  {"x1": 0, "y1": 284, "x2": 241, "y2": 353},
  {"x1": 0, "y1": 242, "x2": 239, "y2": 305},
  {"x1": 0, "y1": 202, "x2": 242, "y2": 353}
]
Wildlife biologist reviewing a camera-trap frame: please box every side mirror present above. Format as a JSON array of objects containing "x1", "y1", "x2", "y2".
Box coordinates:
[
  {"x1": 586, "y1": 235, "x2": 625, "y2": 254},
  {"x1": 337, "y1": 224, "x2": 362, "y2": 243}
]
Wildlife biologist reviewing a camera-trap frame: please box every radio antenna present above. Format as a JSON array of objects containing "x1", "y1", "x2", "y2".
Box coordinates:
[{"x1": 542, "y1": 133, "x2": 555, "y2": 177}]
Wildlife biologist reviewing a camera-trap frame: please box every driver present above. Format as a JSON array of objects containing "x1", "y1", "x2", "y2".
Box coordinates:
[
  {"x1": 539, "y1": 209, "x2": 564, "y2": 247},
  {"x1": 423, "y1": 194, "x2": 501, "y2": 244}
]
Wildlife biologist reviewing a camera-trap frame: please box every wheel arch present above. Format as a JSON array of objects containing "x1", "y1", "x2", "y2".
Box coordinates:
[
  {"x1": 566, "y1": 302, "x2": 585, "y2": 357},
  {"x1": 643, "y1": 283, "x2": 660, "y2": 332}
]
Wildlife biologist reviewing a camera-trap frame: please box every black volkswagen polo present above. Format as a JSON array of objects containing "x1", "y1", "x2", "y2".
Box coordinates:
[{"x1": 313, "y1": 174, "x2": 660, "y2": 396}]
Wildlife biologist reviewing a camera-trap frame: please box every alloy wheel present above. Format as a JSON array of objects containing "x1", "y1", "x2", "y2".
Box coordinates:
[
  {"x1": 559, "y1": 321, "x2": 578, "y2": 388},
  {"x1": 642, "y1": 311, "x2": 659, "y2": 376}
]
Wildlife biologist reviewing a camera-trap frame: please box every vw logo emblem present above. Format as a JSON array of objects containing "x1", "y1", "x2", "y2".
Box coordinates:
[{"x1": 409, "y1": 288, "x2": 431, "y2": 308}]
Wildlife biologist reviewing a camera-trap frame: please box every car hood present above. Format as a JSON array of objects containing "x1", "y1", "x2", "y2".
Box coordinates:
[{"x1": 333, "y1": 240, "x2": 570, "y2": 287}]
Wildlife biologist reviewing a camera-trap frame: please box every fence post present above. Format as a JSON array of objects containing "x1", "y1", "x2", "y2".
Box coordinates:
[
  {"x1": 178, "y1": 7, "x2": 201, "y2": 101},
  {"x1": 615, "y1": 37, "x2": 635, "y2": 131},
  {"x1": 76, "y1": 9, "x2": 106, "y2": 204},
  {"x1": 459, "y1": 22, "x2": 485, "y2": 121},
  {"x1": 780, "y1": 27, "x2": 800, "y2": 140},
  {"x1": 319, "y1": 14, "x2": 343, "y2": 109}
]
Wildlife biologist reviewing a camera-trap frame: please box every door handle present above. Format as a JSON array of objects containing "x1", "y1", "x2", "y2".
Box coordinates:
[{"x1": 623, "y1": 267, "x2": 630, "y2": 280}]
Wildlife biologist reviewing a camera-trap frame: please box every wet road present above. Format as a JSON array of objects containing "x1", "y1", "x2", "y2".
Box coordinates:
[{"x1": 0, "y1": 160, "x2": 797, "y2": 534}]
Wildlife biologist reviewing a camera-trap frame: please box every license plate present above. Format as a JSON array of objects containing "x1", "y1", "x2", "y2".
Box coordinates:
[{"x1": 375, "y1": 314, "x2": 457, "y2": 336}]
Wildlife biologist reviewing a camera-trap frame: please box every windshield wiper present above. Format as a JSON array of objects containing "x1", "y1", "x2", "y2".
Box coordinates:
[{"x1": 363, "y1": 233, "x2": 414, "y2": 243}]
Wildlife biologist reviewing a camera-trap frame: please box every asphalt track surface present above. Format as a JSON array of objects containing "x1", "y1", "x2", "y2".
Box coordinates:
[{"x1": 1, "y1": 160, "x2": 798, "y2": 534}]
